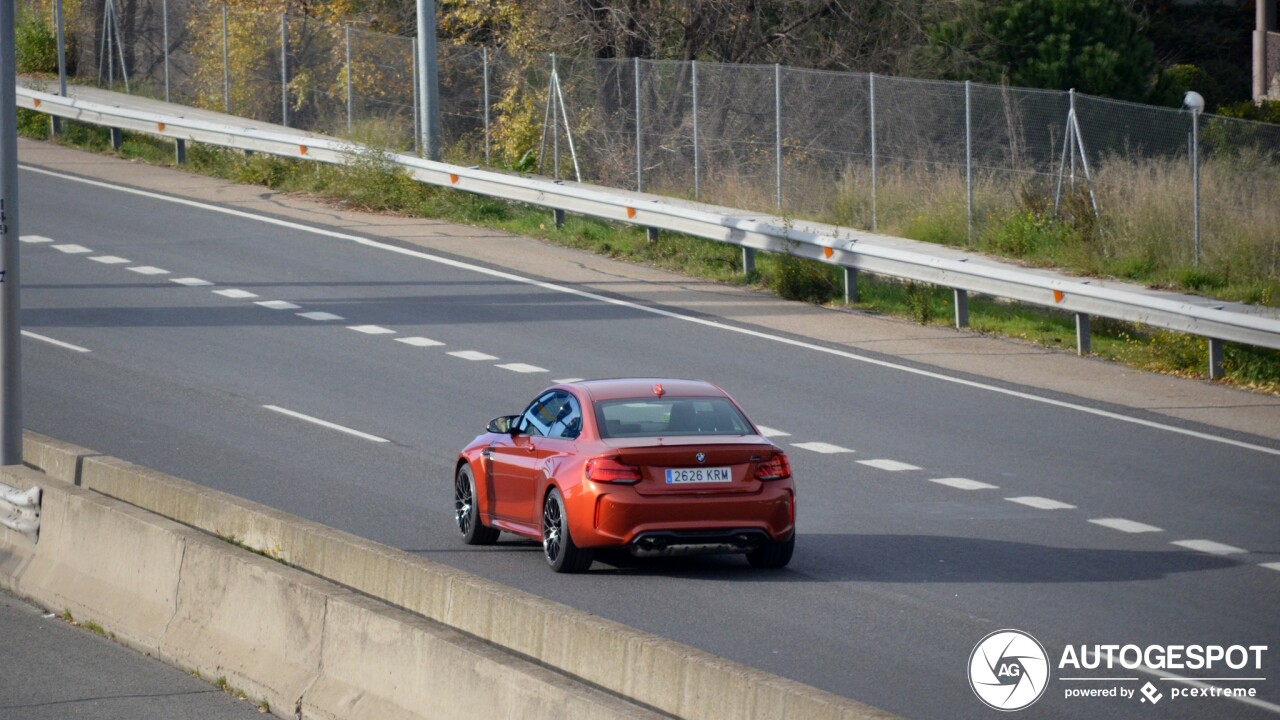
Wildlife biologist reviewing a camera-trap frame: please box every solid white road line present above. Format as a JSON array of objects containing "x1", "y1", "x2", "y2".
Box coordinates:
[
  {"x1": 262, "y1": 405, "x2": 389, "y2": 443},
  {"x1": 298, "y1": 311, "x2": 344, "y2": 321},
  {"x1": 27, "y1": 165, "x2": 1280, "y2": 459},
  {"x1": 856, "y1": 459, "x2": 921, "y2": 472},
  {"x1": 255, "y1": 300, "x2": 301, "y2": 310},
  {"x1": 756, "y1": 425, "x2": 791, "y2": 438},
  {"x1": 1170, "y1": 539, "x2": 1247, "y2": 555},
  {"x1": 21, "y1": 330, "x2": 90, "y2": 353},
  {"x1": 448, "y1": 350, "x2": 498, "y2": 361},
  {"x1": 552, "y1": 378, "x2": 584, "y2": 383},
  {"x1": 1078, "y1": 649, "x2": 1280, "y2": 716},
  {"x1": 90, "y1": 255, "x2": 131, "y2": 264},
  {"x1": 1006, "y1": 496, "x2": 1076, "y2": 510},
  {"x1": 52, "y1": 244, "x2": 92, "y2": 254},
  {"x1": 20, "y1": 235, "x2": 54, "y2": 243},
  {"x1": 791, "y1": 442, "x2": 853, "y2": 454},
  {"x1": 929, "y1": 477, "x2": 998, "y2": 491},
  {"x1": 170, "y1": 277, "x2": 213, "y2": 286},
  {"x1": 127, "y1": 266, "x2": 170, "y2": 275},
  {"x1": 213, "y1": 289, "x2": 258, "y2": 299},
  {"x1": 347, "y1": 325, "x2": 395, "y2": 335},
  {"x1": 396, "y1": 337, "x2": 445, "y2": 347},
  {"x1": 496, "y1": 363, "x2": 547, "y2": 374},
  {"x1": 1088, "y1": 518, "x2": 1163, "y2": 534}
]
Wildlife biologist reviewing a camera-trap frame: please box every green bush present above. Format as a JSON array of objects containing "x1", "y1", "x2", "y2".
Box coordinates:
[
  {"x1": 16, "y1": 15, "x2": 58, "y2": 74},
  {"x1": 766, "y1": 251, "x2": 839, "y2": 304}
]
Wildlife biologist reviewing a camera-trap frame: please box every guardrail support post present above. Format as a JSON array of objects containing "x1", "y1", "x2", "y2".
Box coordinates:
[
  {"x1": 1208, "y1": 338, "x2": 1224, "y2": 379},
  {"x1": 110, "y1": 128, "x2": 122, "y2": 150},
  {"x1": 742, "y1": 248, "x2": 756, "y2": 277},
  {"x1": 844, "y1": 267, "x2": 859, "y2": 304},
  {"x1": 953, "y1": 289, "x2": 969, "y2": 328},
  {"x1": 553, "y1": 208, "x2": 565, "y2": 229},
  {"x1": 646, "y1": 227, "x2": 659, "y2": 242},
  {"x1": 174, "y1": 138, "x2": 187, "y2": 164},
  {"x1": 1075, "y1": 313, "x2": 1091, "y2": 355}
]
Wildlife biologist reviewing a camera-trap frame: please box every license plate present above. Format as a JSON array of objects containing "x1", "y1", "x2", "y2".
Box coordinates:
[{"x1": 664, "y1": 467, "x2": 732, "y2": 484}]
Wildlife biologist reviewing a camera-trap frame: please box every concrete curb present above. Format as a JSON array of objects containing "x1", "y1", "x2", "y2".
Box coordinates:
[{"x1": 20, "y1": 430, "x2": 899, "y2": 720}]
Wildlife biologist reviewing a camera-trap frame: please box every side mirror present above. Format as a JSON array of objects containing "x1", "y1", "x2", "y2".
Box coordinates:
[{"x1": 487, "y1": 415, "x2": 518, "y2": 434}]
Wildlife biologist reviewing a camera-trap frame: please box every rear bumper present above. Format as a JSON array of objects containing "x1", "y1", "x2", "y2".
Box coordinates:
[{"x1": 569, "y1": 482, "x2": 795, "y2": 549}]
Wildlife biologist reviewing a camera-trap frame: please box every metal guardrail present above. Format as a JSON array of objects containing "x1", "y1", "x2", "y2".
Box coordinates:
[
  {"x1": 0, "y1": 481, "x2": 40, "y2": 542},
  {"x1": 16, "y1": 86, "x2": 1280, "y2": 376}
]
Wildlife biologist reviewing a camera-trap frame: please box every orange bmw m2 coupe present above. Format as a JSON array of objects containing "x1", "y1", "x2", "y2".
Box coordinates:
[{"x1": 454, "y1": 379, "x2": 796, "y2": 573}]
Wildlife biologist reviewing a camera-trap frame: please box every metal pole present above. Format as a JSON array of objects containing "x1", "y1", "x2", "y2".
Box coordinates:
[
  {"x1": 0, "y1": 0, "x2": 25, "y2": 465},
  {"x1": 416, "y1": 0, "x2": 441, "y2": 160},
  {"x1": 869, "y1": 73, "x2": 877, "y2": 232},
  {"x1": 635, "y1": 57, "x2": 643, "y2": 192},
  {"x1": 222, "y1": 4, "x2": 230, "y2": 114},
  {"x1": 774, "y1": 63, "x2": 782, "y2": 209},
  {"x1": 345, "y1": 25, "x2": 353, "y2": 134},
  {"x1": 109, "y1": 0, "x2": 129, "y2": 93},
  {"x1": 280, "y1": 14, "x2": 288, "y2": 127},
  {"x1": 162, "y1": 0, "x2": 170, "y2": 102},
  {"x1": 411, "y1": 43, "x2": 419, "y2": 155},
  {"x1": 552, "y1": 54, "x2": 560, "y2": 180},
  {"x1": 1069, "y1": 89, "x2": 1076, "y2": 184},
  {"x1": 692, "y1": 60, "x2": 700, "y2": 200},
  {"x1": 965, "y1": 80, "x2": 973, "y2": 247},
  {"x1": 53, "y1": 0, "x2": 67, "y2": 133},
  {"x1": 482, "y1": 47, "x2": 490, "y2": 165},
  {"x1": 1192, "y1": 106, "x2": 1201, "y2": 265}
]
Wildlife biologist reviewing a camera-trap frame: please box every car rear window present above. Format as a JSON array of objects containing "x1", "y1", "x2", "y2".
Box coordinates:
[{"x1": 594, "y1": 397, "x2": 753, "y2": 438}]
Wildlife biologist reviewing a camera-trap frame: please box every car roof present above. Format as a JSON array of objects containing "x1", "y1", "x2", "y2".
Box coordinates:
[{"x1": 564, "y1": 378, "x2": 727, "y2": 402}]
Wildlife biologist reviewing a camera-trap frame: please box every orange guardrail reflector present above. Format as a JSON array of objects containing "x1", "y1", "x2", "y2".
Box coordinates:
[
  {"x1": 823, "y1": 247, "x2": 833, "y2": 258},
  {"x1": 1053, "y1": 290, "x2": 1065, "y2": 303},
  {"x1": 299, "y1": 145, "x2": 308, "y2": 155},
  {"x1": 626, "y1": 207, "x2": 636, "y2": 219},
  {"x1": 157, "y1": 122, "x2": 166, "y2": 132},
  {"x1": 449, "y1": 173, "x2": 459, "y2": 184},
  {"x1": 33, "y1": 99, "x2": 41, "y2": 108}
]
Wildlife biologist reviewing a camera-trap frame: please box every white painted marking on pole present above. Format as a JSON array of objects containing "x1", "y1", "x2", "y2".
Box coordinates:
[
  {"x1": 213, "y1": 289, "x2": 258, "y2": 299},
  {"x1": 496, "y1": 363, "x2": 547, "y2": 374},
  {"x1": 52, "y1": 244, "x2": 92, "y2": 254},
  {"x1": 89, "y1": 255, "x2": 130, "y2": 264},
  {"x1": 552, "y1": 378, "x2": 584, "y2": 384},
  {"x1": 298, "y1": 311, "x2": 344, "y2": 321},
  {"x1": 348, "y1": 325, "x2": 396, "y2": 335},
  {"x1": 1006, "y1": 496, "x2": 1076, "y2": 510},
  {"x1": 29, "y1": 165, "x2": 1280, "y2": 459},
  {"x1": 856, "y1": 459, "x2": 921, "y2": 472},
  {"x1": 929, "y1": 477, "x2": 997, "y2": 491},
  {"x1": 170, "y1": 277, "x2": 213, "y2": 286},
  {"x1": 128, "y1": 266, "x2": 170, "y2": 275},
  {"x1": 1260, "y1": 562, "x2": 1280, "y2": 572},
  {"x1": 1171, "y1": 539, "x2": 1246, "y2": 555},
  {"x1": 1089, "y1": 518, "x2": 1163, "y2": 534},
  {"x1": 255, "y1": 300, "x2": 301, "y2": 310},
  {"x1": 791, "y1": 442, "x2": 853, "y2": 454},
  {"x1": 448, "y1": 350, "x2": 499, "y2": 362},
  {"x1": 20, "y1": 235, "x2": 54, "y2": 243},
  {"x1": 22, "y1": 330, "x2": 91, "y2": 353},
  {"x1": 262, "y1": 405, "x2": 388, "y2": 443},
  {"x1": 396, "y1": 337, "x2": 445, "y2": 347},
  {"x1": 757, "y1": 425, "x2": 790, "y2": 438}
]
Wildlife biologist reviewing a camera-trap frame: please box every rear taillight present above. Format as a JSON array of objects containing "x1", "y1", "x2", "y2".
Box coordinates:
[
  {"x1": 585, "y1": 457, "x2": 642, "y2": 484},
  {"x1": 754, "y1": 453, "x2": 792, "y2": 481}
]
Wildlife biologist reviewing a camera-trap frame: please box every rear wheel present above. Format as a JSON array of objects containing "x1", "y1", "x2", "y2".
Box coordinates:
[
  {"x1": 455, "y1": 465, "x2": 499, "y2": 545},
  {"x1": 746, "y1": 532, "x2": 794, "y2": 569},
  {"x1": 542, "y1": 488, "x2": 593, "y2": 573}
]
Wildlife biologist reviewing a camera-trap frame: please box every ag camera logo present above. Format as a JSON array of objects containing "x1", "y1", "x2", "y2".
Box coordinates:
[{"x1": 969, "y1": 629, "x2": 1050, "y2": 711}]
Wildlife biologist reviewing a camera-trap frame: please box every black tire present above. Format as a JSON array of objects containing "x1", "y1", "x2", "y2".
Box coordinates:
[
  {"x1": 746, "y1": 532, "x2": 795, "y2": 569},
  {"x1": 455, "y1": 465, "x2": 499, "y2": 545},
  {"x1": 542, "y1": 488, "x2": 593, "y2": 573}
]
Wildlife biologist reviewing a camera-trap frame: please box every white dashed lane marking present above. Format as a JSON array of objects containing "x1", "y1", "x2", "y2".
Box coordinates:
[
  {"x1": 52, "y1": 244, "x2": 92, "y2": 254},
  {"x1": 449, "y1": 351, "x2": 499, "y2": 361},
  {"x1": 791, "y1": 442, "x2": 854, "y2": 454},
  {"x1": 756, "y1": 426, "x2": 790, "y2": 438},
  {"x1": 262, "y1": 405, "x2": 389, "y2": 443},
  {"x1": 1006, "y1": 496, "x2": 1076, "y2": 510},
  {"x1": 1171, "y1": 539, "x2": 1246, "y2": 555},
  {"x1": 1089, "y1": 518, "x2": 1163, "y2": 534},
  {"x1": 298, "y1": 312, "x2": 344, "y2": 321},
  {"x1": 213, "y1": 289, "x2": 258, "y2": 299},
  {"x1": 128, "y1": 266, "x2": 170, "y2": 275},
  {"x1": 552, "y1": 378, "x2": 584, "y2": 383},
  {"x1": 255, "y1": 301, "x2": 302, "y2": 310},
  {"x1": 20, "y1": 235, "x2": 54, "y2": 243},
  {"x1": 496, "y1": 363, "x2": 548, "y2": 374},
  {"x1": 171, "y1": 277, "x2": 213, "y2": 286},
  {"x1": 1261, "y1": 563, "x2": 1280, "y2": 572},
  {"x1": 396, "y1": 337, "x2": 445, "y2": 347},
  {"x1": 348, "y1": 325, "x2": 396, "y2": 335},
  {"x1": 930, "y1": 477, "x2": 998, "y2": 491},
  {"x1": 22, "y1": 330, "x2": 91, "y2": 353},
  {"x1": 857, "y1": 459, "x2": 921, "y2": 472},
  {"x1": 90, "y1": 255, "x2": 131, "y2": 264}
]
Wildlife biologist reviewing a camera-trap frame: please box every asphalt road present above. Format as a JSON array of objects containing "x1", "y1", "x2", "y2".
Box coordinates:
[{"x1": 14, "y1": 160, "x2": 1280, "y2": 720}]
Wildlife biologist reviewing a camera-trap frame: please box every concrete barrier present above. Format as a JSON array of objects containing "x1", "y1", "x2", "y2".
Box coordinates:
[{"x1": 20, "y1": 431, "x2": 900, "y2": 720}]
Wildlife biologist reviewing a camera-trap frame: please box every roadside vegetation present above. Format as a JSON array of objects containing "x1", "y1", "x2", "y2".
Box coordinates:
[{"x1": 16, "y1": 110, "x2": 1279, "y2": 393}]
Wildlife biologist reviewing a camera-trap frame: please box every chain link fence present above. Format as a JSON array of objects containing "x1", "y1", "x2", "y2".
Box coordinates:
[{"x1": 17, "y1": 0, "x2": 1280, "y2": 282}]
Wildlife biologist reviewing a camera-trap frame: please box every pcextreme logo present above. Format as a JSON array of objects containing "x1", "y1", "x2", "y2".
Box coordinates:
[{"x1": 968, "y1": 629, "x2": 1051, "y2": 711}]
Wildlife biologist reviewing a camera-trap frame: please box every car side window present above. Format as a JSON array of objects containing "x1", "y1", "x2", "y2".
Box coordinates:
[
  {"x1": 546, "y1": 394, "x2": 582, "y2": 440},
  {"x1": 518, "y1": 391, "x2": 581, "y2": 440}
]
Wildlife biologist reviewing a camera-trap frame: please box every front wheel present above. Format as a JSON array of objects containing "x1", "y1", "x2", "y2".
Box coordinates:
[
  {"x1": 455, "y1": 465, "x2": 499, "y2": 545},
  {"x1": 746, "y1": 532, "x2": 794, "y2": 569},
  {"x1": 542, "y1": 488, "x2": 593, "y2": 573}
]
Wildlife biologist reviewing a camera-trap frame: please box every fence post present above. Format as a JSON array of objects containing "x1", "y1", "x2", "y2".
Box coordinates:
[
  {"x1": 222, "y1": 4, "x2": 230, "y2": 114},
  {"x1": 552, "y1": 53, "x2": 560, "y2": 180},
  {"x1": 412, "y1": 43, "x2": 419, "y2": 155},
  {"x1": 869, "y1": 72, "x2": 877, "y2": 232},
  {"x1": 774, "y1": 63, "x2": 782, "y2": 209},
  {"x1": 965, "y1": 80, "x2": 973, "y2": 247},
  {"x1": 161, "y1": 0, "x2": 170, "y2": 101},
  {"x1": 345, "y1": 25, "x2": 353, "y2": 134},
  {"x1": 692, "y1": 60, "x2": 700, "y2": 201},
  {"x1": 53, "y1": 0, "x2": 67, "y2": 134},
  {"x1": 635, "y1": 57, "x2": 643, "y2": 192},
  {"x1": 1191, "y1": 103, "x2": 1202, "y2": 266},
  {"x1": 280, "y1": 14, "x2": 289, "y2": 127},
  {"x1": 482, "y1": 47, "x2": 490, "y2": 165}
]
